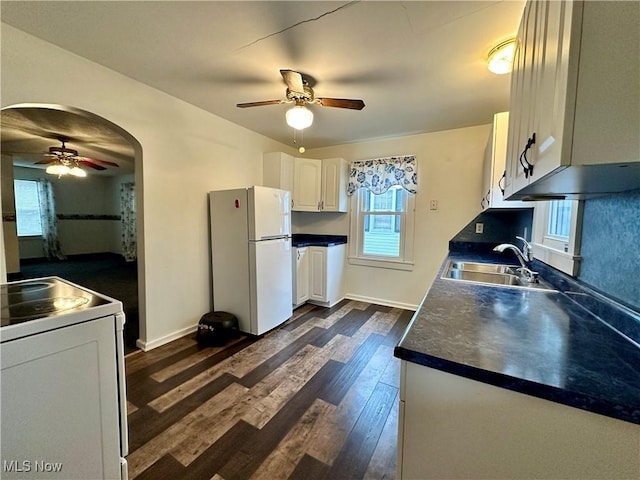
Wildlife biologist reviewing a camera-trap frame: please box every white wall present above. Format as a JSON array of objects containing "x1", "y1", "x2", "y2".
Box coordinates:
[
  {"x1": 303, "y1": 125, "x2": 489, "y2": 308},
  {"x1": 11, "y1": 166, "x2": 130, "y2": 258},
  {"x1": 2, "y1": 24, "x2": 291, "y2": 349},
  {"x1": 1, "y1": 155, "x2": 20, "y2": 274}
]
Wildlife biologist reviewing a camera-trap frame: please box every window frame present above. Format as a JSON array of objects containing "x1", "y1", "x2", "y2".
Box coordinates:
[
  {"x1": 13, "y1": 179, "x2": 43, "y2": 238},
  {"x1": 349, "y1": 186, "x2": 416, "y2": 271},
  {"x1": 531, "y1": 199, "x2": 583, "y2": 276}
]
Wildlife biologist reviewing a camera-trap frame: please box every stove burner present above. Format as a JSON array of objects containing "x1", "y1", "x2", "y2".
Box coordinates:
[
  {"x1": 1, "y1": 281, "x2": 55, "y2": 297},
  {"x1": 1, "y1": 296, "x2": 90, "y2": 322}
]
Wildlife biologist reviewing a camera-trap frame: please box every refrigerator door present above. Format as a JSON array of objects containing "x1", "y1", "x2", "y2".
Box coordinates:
[
  {"x1": 248, "y1": 186, "x2": 291, "y2": 240},
  {"x1": 249, "y1": 237, "x2": 293, "y2": 335}
]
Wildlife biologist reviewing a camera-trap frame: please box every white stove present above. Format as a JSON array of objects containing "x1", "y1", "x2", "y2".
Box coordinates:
[{"x1": 1, "y1": 277, "x2": 128, "y2": 479}]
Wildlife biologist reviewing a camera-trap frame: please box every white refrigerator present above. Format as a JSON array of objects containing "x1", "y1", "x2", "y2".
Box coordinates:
[{"x1": 209, "y1": 186, "x2": 293, "y2": 335}]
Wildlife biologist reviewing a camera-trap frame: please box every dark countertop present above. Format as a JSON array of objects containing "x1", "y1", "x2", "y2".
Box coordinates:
[
  {"x1": 394, "y1": 249, "x2": 640, "y2": 425},
  {"x1": 292, "y1": 234, "x2": 347, "y2": 247}
]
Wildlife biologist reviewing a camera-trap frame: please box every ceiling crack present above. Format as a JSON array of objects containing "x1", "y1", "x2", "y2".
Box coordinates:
[{"x1": 235, "y1": 1, "x2": 360, "y2": 52}]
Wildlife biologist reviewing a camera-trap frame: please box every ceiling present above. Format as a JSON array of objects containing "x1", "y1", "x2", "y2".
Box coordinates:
[{"x1": 1, "y1": 0, "x2": 525, "y2": 174}]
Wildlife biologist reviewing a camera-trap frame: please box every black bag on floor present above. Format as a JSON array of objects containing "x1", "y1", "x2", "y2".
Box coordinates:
[{"x1": 196, "y1": 311, "x2": 240, "y2": 347}]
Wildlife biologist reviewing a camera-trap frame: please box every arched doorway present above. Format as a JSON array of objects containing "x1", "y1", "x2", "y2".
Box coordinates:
[{"x1": 1, "y1": 103, "x2": 145, "y2": 353}]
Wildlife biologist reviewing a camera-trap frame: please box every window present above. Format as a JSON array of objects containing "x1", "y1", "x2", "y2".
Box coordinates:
[
  {"x1": 547, "y1": 200, "x2": 571, "y2": 239},
  {"x1": 14, "y1": 179, "x2": 43, "y2": 237},
  {"x1": 532, "y1": 199, "x2": 583, "y2": 275},
  {"x1": 350, "y1": 185, "x2": 415, "y2": 270}
]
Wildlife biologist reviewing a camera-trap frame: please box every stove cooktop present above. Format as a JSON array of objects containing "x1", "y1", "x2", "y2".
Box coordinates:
[{"x1": 1, "y1": 277, "x2": 111, "y2": 327}]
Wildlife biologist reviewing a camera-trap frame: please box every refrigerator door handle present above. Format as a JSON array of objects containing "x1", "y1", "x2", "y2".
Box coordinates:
[{"x1": 257, "y1": 235, "x2": 289, "y2": 241}]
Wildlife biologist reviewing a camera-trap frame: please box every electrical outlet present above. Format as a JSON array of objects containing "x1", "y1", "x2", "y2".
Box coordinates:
[
  {"x1": 430, "y1": 200, "x2": 438, "y2": 210},
  {"x1": 475, "y1": 223, "x2": 484, "y2": 234}
]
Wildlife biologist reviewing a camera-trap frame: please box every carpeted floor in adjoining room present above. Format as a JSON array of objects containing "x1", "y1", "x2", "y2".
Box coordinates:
[{"x1": 15, "y1": 252, "x2": 139, "y2": 353}]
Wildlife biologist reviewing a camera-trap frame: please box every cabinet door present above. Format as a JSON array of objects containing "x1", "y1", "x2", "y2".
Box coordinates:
[
  {"x1": 295, "y1": 247, "x2": 310, "y2": 305},
  {"x1": 531, "y1": 0, "x2": 578, "y2": 180},
  {"x1": 321, "y1": 158, "x2": 348, "y2": 212},
  {"x1": 481, "y1": 126, "x2": 493, "y2": 211},
  {"x1": 308, "y1": 247, "x2": 327, "y2": 302},
  {"x1": 505, "y1": 1, "x2": 541, "y2": 197},
  {"x1": 293, "y1": 158, "x2": 322, "y2": 211},
  {"x1": 263, "y1": 152, "x2": 295, "y2": 193}
]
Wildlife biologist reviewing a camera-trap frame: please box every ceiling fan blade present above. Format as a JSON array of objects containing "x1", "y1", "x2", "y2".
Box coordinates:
[
  {"x1": 34, "y1": 158, "x2": 58, "y2": 165},
  {"x1": 77, "y1": 160, "x2": 107, "y2": 171},
  {"x1": 79, "y1": 157, "x2": 119, "y2": 167},
  {"x1": 280, "y1": 69, "x2": 304, "y2": 94},
  {"x1": 236, "y1": 100, "x2": 284, "y2": 108},
  {"x1": 316, "y1": 98, "x2": 366, "y2": 110}
]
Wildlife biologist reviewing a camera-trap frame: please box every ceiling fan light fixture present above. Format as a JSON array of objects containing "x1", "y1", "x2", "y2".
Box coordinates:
[
  {"x1": 286, "y1": 105, "x2": 313, "y2": 130},
  {"x1": 488, "y1": 39, "x2": 516, "y2": 75},
  {"x1": 46, "y1": 163, "x2": 71, "y2": 176},
  {"x1": 69, "y1": 166, "x2": 87, "y2": 177}
]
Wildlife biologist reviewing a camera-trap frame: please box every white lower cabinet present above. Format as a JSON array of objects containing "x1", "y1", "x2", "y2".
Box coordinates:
[
  {"x1": 397, "y1": 361, "x2": 640, "y2": 480},
  {"x1": 292, "y1": 247, "x2": 309, "y2": 307},
  {"x1": 292, "y1": 244, "x2": 345, "y2": 308}
]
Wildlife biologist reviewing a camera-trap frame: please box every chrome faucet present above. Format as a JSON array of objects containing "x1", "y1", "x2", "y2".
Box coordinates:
[
  {"x1": 516, "y1": 236, "x2": 534, "y2": 262},
  {"x1": 493, "y1": 239, "x2": 538, "y2": 283}
]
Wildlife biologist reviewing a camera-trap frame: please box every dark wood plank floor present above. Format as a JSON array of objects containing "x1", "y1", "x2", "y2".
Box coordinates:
[{"x1": 125, "y1": 300, "x2": 413, "y2": 480}]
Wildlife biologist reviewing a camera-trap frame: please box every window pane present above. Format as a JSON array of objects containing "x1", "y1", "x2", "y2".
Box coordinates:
[
  {"x1": 363, "y1": 186, "x2": 402, "y2": 212},
  {"x1": 363, "y1": 214, "x2": 401, "y2": 256},
  {"x1": 547, "y1": 200, "x2": 571, "y2": 239},
  {"x1": 14, "y1": 180, "x2": 43, "y2": 237}
]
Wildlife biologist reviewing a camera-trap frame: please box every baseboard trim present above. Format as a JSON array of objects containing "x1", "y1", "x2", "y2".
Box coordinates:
[
  {"x1": 344, "y1": 294, "x2": 418, "y2": 311},
  {"x1": 136, "y1": 324, "x2": 198, "y2": 352}
]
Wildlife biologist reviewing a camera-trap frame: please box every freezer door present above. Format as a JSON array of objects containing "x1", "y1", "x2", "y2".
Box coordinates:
[
  {"x1": 248, "y1": 186, "x2": 291, "y2": 240},
  {"x1": 249, "y1": 238, "x2": 293, "y2": 335}
]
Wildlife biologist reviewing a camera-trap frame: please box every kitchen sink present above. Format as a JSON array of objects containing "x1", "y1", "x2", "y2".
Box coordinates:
[{"x1": 442, "y1": 261, "x2": 557, "y2": 291}]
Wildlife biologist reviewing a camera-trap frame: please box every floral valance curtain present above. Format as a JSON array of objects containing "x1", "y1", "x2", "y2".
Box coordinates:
[
  {"x1": 36, "y1": 179, "x2": 66, "y2": 260},
  {"x1": 120, "y1": 182, "x2": 137, "y2": 262},
  {"x1": 347, "y1": 155, "x2": 418, "y2": 196}
]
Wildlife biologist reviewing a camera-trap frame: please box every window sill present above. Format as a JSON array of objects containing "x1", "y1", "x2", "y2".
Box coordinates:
[
  {"x1": 348, "y1": 256, "x2": 414, "y2": 271},
  {"x1": 532, "y1": 243, "x2": 581, "y2": 276}
]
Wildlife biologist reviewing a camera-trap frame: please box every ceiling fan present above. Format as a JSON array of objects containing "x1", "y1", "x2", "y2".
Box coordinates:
[
  {"x1": 237, "y1": 69, "x2": 365, "y2": 130},
  {"x1": 35, "y1": 138, "x2": 119, "y2": 176}
]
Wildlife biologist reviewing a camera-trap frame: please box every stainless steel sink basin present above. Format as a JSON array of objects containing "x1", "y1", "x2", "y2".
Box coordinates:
[
  {"x1": 448, "y1": 261, "x2": 518, "y2": 275},
  {"x1": 442, "y1": 261, "x2": 557, "y2": 291}
]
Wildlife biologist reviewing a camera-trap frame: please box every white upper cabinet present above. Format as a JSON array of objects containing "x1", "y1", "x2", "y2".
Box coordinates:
[
  {"x1": 505, "y1": 0, "x2": 640, "y2": 200},
  {"x1": 293, "y1": 158, "x2": 323, "y2": 211},
  {"x1": 263, "y1": 152, "x2": 295, "y2": 205},
  {"x1": 482, "y1": 112, "x2": 532, "y2": 210},
  {"x1": 321, "y1": 158, "x2": 348, "y2": 212},
  {"x1": 264, "y1": 153, "x2": 348, "y2": 212},
  {"x1": 293, "y1": 157, "x2": 348, "y2": 212}
]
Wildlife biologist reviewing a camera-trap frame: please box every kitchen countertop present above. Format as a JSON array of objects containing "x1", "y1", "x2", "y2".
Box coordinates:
[
  {"x1": 394, "y1": 249, "x2": 640, "y2": 425},
  {"x1": 292, "y1": 234, "x2": 347, "y2": 247}
]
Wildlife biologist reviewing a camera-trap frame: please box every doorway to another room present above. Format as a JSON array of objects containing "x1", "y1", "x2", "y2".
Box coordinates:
[{"x1": 1, "y1": 104, "x2": 143, "y2": 353}]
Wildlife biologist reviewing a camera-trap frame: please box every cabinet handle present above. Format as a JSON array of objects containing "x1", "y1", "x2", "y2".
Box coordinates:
[
  {"x1": 481, "y1": 198, "x2": 485, "y2": 209},
  {"x1": 498, "y1": 170, "x2": 506, "y2": 195},
  {"x1": 519, "y1": 133, "x2": 535, "y2": 179}
]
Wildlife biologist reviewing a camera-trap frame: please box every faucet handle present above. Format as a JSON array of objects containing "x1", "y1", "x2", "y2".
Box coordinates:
[{"x1": 516, "y1": 236, "x2": 533, "y2": 261}]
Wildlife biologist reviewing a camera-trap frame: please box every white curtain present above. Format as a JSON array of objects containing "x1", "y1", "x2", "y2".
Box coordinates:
[
  {"x1": 120, "y1": 182, "x2": 137, "y2": 262},
  {"x1": 36, "y1": 179, "x2": 66, "y2": 260},
  {"x1": 347, "y1": 155, "x2": 418, "y2": 196}
]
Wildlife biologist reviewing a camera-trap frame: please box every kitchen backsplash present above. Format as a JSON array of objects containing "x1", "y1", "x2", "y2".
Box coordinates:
[
  {"x1": 451, "y1": 208, "x2": 534, "y2": 246},
  {"x1": 579, "y1": 188, "x2": 640, "y2": 311}
]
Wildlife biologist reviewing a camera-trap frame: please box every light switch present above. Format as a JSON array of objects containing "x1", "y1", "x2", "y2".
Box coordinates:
[{"x1": 430, "y1": 200, "x2": 438, "y2": 210}]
